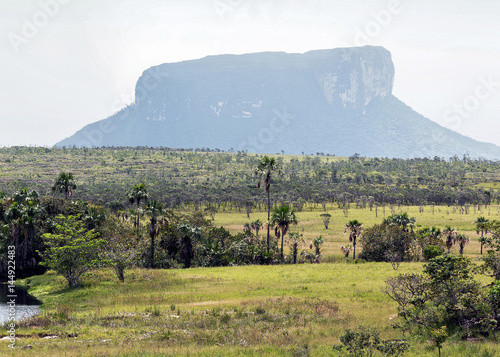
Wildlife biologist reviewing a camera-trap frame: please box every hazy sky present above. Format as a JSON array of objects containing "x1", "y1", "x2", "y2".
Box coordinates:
[{"x1": 1, "y1": 0, "x2": 500, "y2": 147}]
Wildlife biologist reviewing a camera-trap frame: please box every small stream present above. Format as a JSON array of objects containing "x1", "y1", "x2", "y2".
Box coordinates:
[{"x1": 0, "y1": 284, "x2": 41, "y2": 325}]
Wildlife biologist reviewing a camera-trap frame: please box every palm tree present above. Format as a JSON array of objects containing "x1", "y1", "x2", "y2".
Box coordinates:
[
  {"x1": 340, "y1": 245, "x2": 352, "y2": 258},
  {"x1": 455, "y1": 234, "x2": 469, "y2": 255},
  {"x1": 5, "y1": 188, "x2": 42, "y2": 270},
  {"x1": 51, "y1": 172, "x2": 76, "y2": 199},
  {"x1": 127, "y1": 183, "x2": 149, "y2": 207},
  {"x1": 178, "y1": 224, "x2": 200, "y2": 268},
  {"x1": 313, "y1": 235, "x2": 324, "y2": 256},
  {"x1": 320, "y1": 213, "x2": 332, "y2": 229},
  {"x1": 82, "y1": 204, "x2": 106, "y2": 230},
  {"x1": 204, "y1": 205, "x2": 217, "y2": 221},
  {"x1": 251, "y1": 219, "x2": 263, "y2": 236},
  {"x1": 255, "y1": 156, "x2": 282, "y2": 253},
  {"x1": 344, "y1": 220, "x2": 363, "y2": 259},
  {"x1": 243, "y1": 222, "x2": 252, "y2": 233},
  {"x1": 383, "y1": 213, "x2": 416, "y2": 232},
  {"x1": 270, "y1": 205, "x2": 298, "y2": 264},
  {"x1": 474, "y1": 216, "x2": 489, "y2": 255},
  {"x1": 13, "y1": 188, "x2": 39, "y2": 204},
  {"x1": 286, "y1": 232, "x2": 304, "y2": 264},
  {"x1": 144, "y1": 200, "x2": 164, "y2": 268},
  {"x1": 440, "y1": 226, "x2": 457, "y2": 253},
  {"x1": 127, "y1": 183, "x2": 149, "y2": 228},
  {"x1": 129, "y1": 208, "x2": 144, "y2": 229},
  {"x1": 19, "y1": 199, "x2": 43, "y2": 265}
]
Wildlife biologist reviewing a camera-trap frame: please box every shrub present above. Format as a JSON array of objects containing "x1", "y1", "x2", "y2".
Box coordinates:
[
  {"x1": 423, "y1": 245, "x2": 444, "y2": 261},
  {"x1": 359, "y1": 224, "x2": 414, "y2": 262},
  {"x1": 385, "y1": 255, "x2": 496, "y2": 338},
  {"x1": 333, "y1": 324, "x2": 409, "y2": 356}
]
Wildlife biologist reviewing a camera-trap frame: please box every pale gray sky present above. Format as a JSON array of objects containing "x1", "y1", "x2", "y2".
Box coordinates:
[{"x1": 1, "y1": 0, "x2": 500, "y2": 147}]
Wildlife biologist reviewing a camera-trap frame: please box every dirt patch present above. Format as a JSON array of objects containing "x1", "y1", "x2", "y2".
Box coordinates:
[{"x1": 182, "y1": 299, "x2": 242, "y2": 307}]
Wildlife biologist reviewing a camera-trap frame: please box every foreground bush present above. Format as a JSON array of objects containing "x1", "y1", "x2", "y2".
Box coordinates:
[
  {"x1": 333, "y1": 324, "x2": 409, "y2": 356},
  {"x1": 385, "y1": 254, "x2": 499, "y2": 339},
  {"x1": 360, "y1": 224, "x2": 414, "y2": 262}
]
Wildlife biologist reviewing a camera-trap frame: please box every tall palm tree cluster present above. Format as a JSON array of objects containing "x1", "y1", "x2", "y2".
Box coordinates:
[
  {"x1": 0, "y1": 188, "x2": 44, "y2": 276},
  {"x1": 270, "y1": 205, "x2": 298, "y2": 264},
  {"x1": 255, "y1": 156, "x2": 282, "y2": 253}
]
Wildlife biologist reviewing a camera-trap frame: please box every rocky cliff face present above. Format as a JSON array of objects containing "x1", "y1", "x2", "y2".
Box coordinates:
[
  {"x1": 134, "y1": 46, "x2": 394, "y2": 114},
  {"x1": 313, "y1": 47, "x2": 394, "y2": 108},
  {"x1": 55, "y1": 46, "x2": 500, "y2": 159}
]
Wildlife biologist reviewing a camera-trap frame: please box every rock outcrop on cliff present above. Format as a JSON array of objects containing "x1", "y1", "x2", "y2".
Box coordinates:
[{"x1": 56, "y1": 46, "x2": 500, "y2": 159}]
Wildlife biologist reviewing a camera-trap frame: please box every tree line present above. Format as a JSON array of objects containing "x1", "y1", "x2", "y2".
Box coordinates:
[
  {"x1": 1, "y1": 147, "x2": 499, "y2": 211},
  {"x1": 0, "y1": 168, "x2": 324, "y2": 283}
]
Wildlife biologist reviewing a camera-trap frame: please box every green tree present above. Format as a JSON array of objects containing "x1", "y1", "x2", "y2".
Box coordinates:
[
  {"x1": 383, "y1": 213, "x2": 416, "y2": 232},
  {"x1": 360, "y1": 224, "x2": 414, "y2": 262},
  {"x1": 455, "y1": 234, "x2": 469, "y2": 255},
  {"x1": 320, "y1": 213, "x2": 332, "y2": 229},
  {"x1": 481, "y1": 250, "x2": 500, "y2": 281},
  {"x1": 81, "y1": 204, "x2": 106, "y2": 230},
  {"x1": 244, "y1": 201, "x2": 254, "y2": 218},
  {"x1": 251, "y1": 219, "x2": 263, "y2": 236},
  {"x1": 430, "y1": 326, "x2": 448, "y2": 357},
  {"x1": 144, "y1": 200, "x2": 164, "y2": 268},
  {"x1": 204, "y1": 205, "x2": 217, "y2": 221},
  {"x1": 286, "y1": 232, "x2": 304, "y2": 264},
  {"x1": 126, "y1": 183, "x2": 149, "y2": 207},
  {"x1": 417, "y1": 226, "x2": 442, "y2": 252},
  {"x1": 4, "y1": 188, "x2": 43, "y2": 272},
  {"x1": 341, "y1": 245, "x2": 352, "y2": 258},
  {"x1": 440, "y1": 226, "x2": 457, "y2": 253},
  {"x1": 344, "y1": 220, "x2": 363, "y2": 260},
  {"x1": 100, "y1": 217, "x2": 139, "y2": 282},
  {"x1": 313, "y1": 235, "x2": 324, "y2": 256},
  {"x1": 270, "y1": 205, "x2": 298, "y2": 264},
  {"x1": 386, "y1": 255, "x2": 490, "y2": 337},
  {"x1": 255, "y1": 156, "x2": 282, "y2": 253},
  {"x1": 424, "y1": 254, "x2": 481, "y2": 329},
  {"x1": 178, "y1": 224, "x2": 199, "y2": 268},
  {"x1": 478, "y1": 220, "x2": 500, "y2": 280},
  {"x1": 423, "y1": 245, "x2": 444, "y2": 261},
  {"x1": 51, "y1": 172, "x2": 77, "y2": 199},
  {"x1": 40, "y1": 215, "x2": 105, "y2": 287},
  {"x1": 474, "y1": 216, "x2": 489, "y2": 255}
]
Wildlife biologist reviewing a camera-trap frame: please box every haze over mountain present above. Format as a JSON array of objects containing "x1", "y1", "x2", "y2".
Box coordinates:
[{"x1": 56, "y1": 46, "x2": 500, "y2": 159}]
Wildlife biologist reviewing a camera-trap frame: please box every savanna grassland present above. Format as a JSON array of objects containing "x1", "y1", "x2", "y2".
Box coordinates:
[{"x1": 1, "y1": 147, "x2": 500, "y2": 356}]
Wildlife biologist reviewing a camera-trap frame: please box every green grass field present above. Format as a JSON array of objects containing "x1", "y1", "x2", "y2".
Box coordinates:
[
  {"x1": 3, "y1": 205, "x2": 499, "y2": 356},
  {"x1": 211, "y1": 203, "x2": 498, "y2": 258},
  {"x1": 6, "y1": 262, "x2": 497, "y2": 356}
]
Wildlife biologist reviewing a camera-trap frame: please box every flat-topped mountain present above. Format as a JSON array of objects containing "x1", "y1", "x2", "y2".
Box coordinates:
[{"x1": 56, "y1": 46, "x2": 500, "y2": 159}]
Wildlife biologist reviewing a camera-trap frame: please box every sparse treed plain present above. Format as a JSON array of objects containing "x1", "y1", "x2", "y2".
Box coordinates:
[{"x1": 1, "y1": 146, "x2": 500, "y2": 356}]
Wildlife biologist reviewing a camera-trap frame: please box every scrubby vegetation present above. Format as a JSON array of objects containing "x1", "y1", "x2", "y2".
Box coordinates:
[{"x1": 2, "y1": 147, "x2": 500, "y2": 355}]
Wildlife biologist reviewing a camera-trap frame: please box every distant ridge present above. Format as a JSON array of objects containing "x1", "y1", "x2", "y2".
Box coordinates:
[{"x1": 56, "y1": 46, "x2": 500, "y2": 159}]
